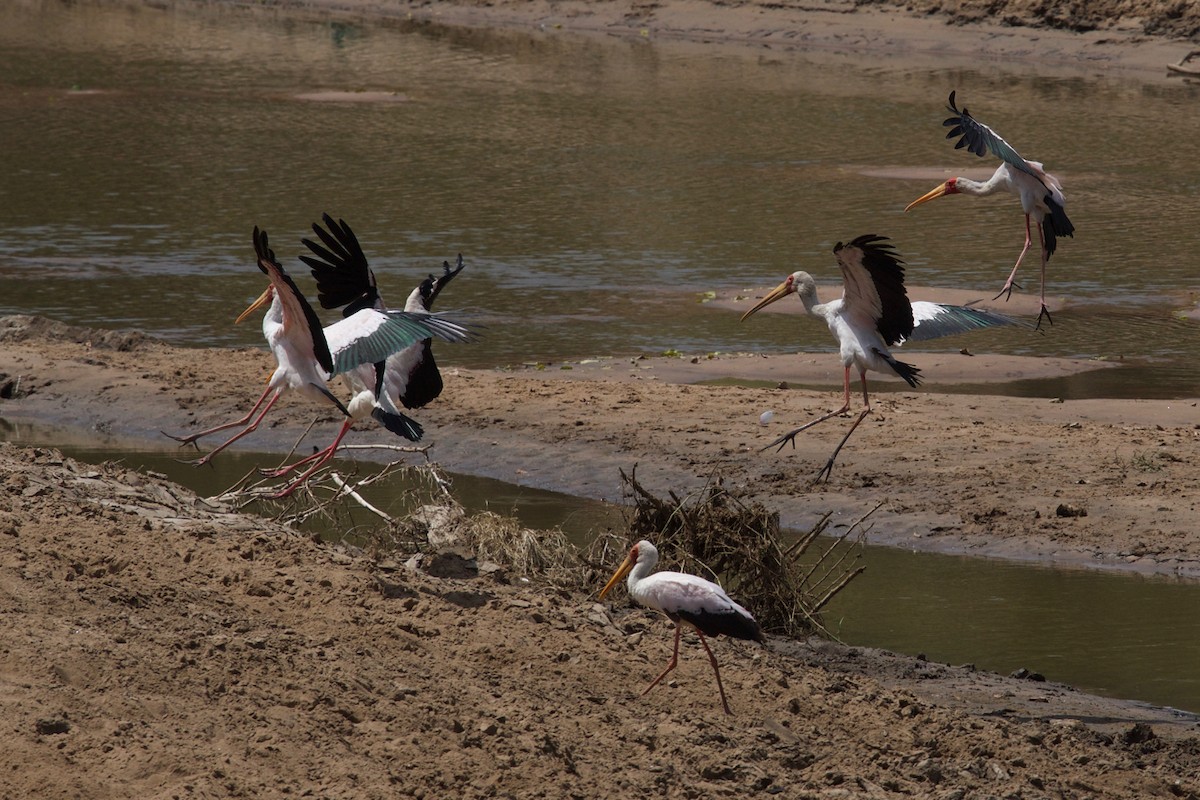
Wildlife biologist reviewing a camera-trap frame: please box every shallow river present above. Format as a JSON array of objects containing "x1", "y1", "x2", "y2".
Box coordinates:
[{"x1": 2, "y1": 1, "x2": 1199, "y2": 714}]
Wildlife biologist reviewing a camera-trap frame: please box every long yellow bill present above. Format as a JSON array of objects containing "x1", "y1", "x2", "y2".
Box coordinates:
[
  {"x1": 904, "y1": 181, "x2": 952, "y2": 212},
  {"x1": 235, "y1": 286, "x2": 273, "y2": 324},
  {"x1": 740, "y1": 279, "x2": 795, "y2": 321},
  {"x1": 598, "y1": 553, "x2": 635, "y2": 600}
]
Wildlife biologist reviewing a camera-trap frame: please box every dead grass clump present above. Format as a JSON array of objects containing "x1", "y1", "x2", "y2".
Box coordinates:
[
  {"x1": 458, "y1": 509, "x2": 589, "y2": 591},
  {"x1": 612, "y1": 465, "x2": 868, "y2": 639},
  {"x1": 217, "y1": 456, "x2": 591, "y2": 589}
]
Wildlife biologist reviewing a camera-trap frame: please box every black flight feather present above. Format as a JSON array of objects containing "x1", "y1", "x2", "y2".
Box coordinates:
[
  {"x1": 671, "y1": 607, "x2": 765, "y2": 643},
  {"x1": 300, "y1": 214, "x2": 380, "y2": 316},
  {"x1": 835, "y1": 234, "x2": 914, "y2": 347}
]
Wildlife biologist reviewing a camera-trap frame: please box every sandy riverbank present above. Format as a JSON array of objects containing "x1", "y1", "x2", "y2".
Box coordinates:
[{"x1": 1, "y1": 319, "x2": 1199, "y2": 796}]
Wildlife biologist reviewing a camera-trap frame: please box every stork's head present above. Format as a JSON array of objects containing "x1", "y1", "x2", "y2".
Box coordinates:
[
  {"x1": 741, "y1": 271, "x2": 815, "y2": 321},
  {"x1": 236, "y1": 284, "x2": 276, "y2": 324},
  {"x1": 904, "y1": 177, "x2": 960, "y2": 212},
  {"x1": 598, "y1": 540, "x2": 657, "y2": 600}
]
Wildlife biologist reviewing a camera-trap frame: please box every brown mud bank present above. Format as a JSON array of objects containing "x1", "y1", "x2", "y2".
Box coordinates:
[
  {"x1": 0, "y1": 437, "x2": 1198, "y2": 799},
  {"x1": 1, "y1": 314, "x2": 1198, "y2": 583}
]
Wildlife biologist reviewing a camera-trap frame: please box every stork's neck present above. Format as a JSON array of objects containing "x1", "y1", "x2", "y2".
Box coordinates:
[
  {"x1": 261, "y1": 294, "x2": 286, "y2": 343},
  {"x1": 954, "y1": 172, "x2": 1006, "y2": 198},
  {"x1": 796, "y1": 283, "x2": 823, "y2": 317},
  {"x1": 627, "y1": 544, "x2": 659, "y2": 593}
]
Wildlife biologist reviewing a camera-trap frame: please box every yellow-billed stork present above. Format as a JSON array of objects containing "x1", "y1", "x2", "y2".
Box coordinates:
[
  {"x1": 599, "y1": 539, "x2": 764, "y2": 715},
  {"x1": 164, "y1": 226, "x2": 473, "y2": 496},
  {"x1": 905, "y1": 91, "x2": 1074, "y2": 329},
  {"x1": 741, "y1": 234, "x2": 1024, "y2": 482},
  {"x1": 299, "y1": 213, "x2": 465, "y2": 417}
]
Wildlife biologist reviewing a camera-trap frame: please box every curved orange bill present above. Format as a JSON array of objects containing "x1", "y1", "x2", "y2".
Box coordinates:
[
  {"x1": 598, "y1": 554, "x2": 635, "y2": 600},
  {"x1": 904, "y1": 181, "x2": 952, "y2": 212},
  {"x1": 740, "y1": 279, "x2": 794, "y2": 321},
  {"x1": 235, "y1": 286, "x2": 273, "y2": 324}
]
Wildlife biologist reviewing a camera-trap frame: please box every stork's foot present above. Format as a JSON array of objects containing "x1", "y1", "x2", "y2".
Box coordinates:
[
  {"x1": 178, "y1": 454, "x2": 215, "y2": 468},
  {"x1": 814, "y1": 456, "x2": 837, "y2": 484},
  {"x1": 1035, "y1": 304, "x2": 1053, "y2": 331},
  {"x1": 161, "y1": 430, "x2": 202, "y2": 449},
  {"x1": 992, "y1": 279, "x2": 1022, "y2": 303},
  {"x1": 762, "y1": 427, "x2": 804, "y2": 453},
  {"x1": 268, "y1": 481, "x2": 305, "y2": 500}
]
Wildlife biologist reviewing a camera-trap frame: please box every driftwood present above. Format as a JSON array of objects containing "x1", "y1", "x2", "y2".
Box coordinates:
[
  {"x1": 1167, "y1": 50, "x2": 1200, "y2": 76},
  {"x1": 615, "y1": 464, "x2": 870, "y2": 638}
]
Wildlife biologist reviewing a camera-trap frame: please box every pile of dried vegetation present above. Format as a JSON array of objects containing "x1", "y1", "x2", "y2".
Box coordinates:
[
  {"x1": 609, "y1": 465, "x2": 870, "y2": 638},
  {"x1": 223, "y1": 455, "x2": 869, "y2": 638}
]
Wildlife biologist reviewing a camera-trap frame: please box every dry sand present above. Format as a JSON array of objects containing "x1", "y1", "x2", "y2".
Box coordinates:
[{"x1": 2, "y1": 0, "x2": 1200, "y2": 796}]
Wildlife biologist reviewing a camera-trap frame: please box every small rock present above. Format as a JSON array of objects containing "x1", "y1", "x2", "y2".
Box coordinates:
[
  {"x1": 36, "y1": 716, "x2": 70, "y2": 735},
  {"x1": 1055, "y1": 503, "x2": 1087, "y2": 518}
]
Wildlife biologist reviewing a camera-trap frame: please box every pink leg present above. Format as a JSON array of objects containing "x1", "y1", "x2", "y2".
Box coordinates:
[
  {"x1": 696, "y1": 631, "x2": 733, "y2": 715},
  {"x1": 764, "y1": 365, "x2": 853, "y2": 453},
  {"x1": 163, "y1": 382, "x2": 274, "y2": 448},
  {"x1": 270, "y1": 419, "x2": 355, "y2": 498},
  {"x1": 641, "y1": 623, "x2": 682, "y2": 697},
  {"x1": 814, "y1": 369, "x2": 873, "y2": 483},
  {"x1": 995, "y1": 214, "x2": 1033, "y2": 301},
  {"x1": 188, "y1": 391, "x2": 282, "y2": 467}
]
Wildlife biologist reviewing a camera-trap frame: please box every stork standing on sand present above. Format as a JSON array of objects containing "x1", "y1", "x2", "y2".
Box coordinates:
[{"x1": 599, "y1": 539, "x2": 764, "y2": 715}]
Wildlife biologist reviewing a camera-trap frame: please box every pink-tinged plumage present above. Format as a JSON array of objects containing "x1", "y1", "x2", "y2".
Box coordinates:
[
  {"x1": 741, "y1": 235, "x2": 1023, "y2": 482},
  {"x1": 599, "y1": 540, "x2": 763, "y2": 715},
  {"x1": 163, "y1": 226, "x2": 473, "y2": 497},
  {"x1": 905, "y1": 91, "x2": 1074, "y2": 329}
]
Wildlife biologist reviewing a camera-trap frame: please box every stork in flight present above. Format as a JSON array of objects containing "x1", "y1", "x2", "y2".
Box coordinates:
[
  {"x1": 741, "y1": 234, "x2": 1024, "y2": 482},
  {"x1": 599, "y1": 539, "x2": 764, "y2": 715},
  {"x1": 164, "y1": 227, "x2": 473, "y2": 496},
  {"x1": 905, "y1": 90, "x2": 1074, "y2": 329},
  {"x1": 299, "y1": 213, "x2": 465, "y2": 422}
]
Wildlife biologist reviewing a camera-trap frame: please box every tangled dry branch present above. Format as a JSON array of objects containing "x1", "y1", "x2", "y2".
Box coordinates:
[{"x1": 614, "y1": 464, "x2": 871, "y2": 639}]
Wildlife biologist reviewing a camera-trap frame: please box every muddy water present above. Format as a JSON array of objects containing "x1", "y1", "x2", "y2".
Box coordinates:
[
  {"x1": 2, "y1": 0, "x2": 1200, "y2": 715},
  {"x1": 2, "y1": 1, "x2": 1200, "y2": 395}
]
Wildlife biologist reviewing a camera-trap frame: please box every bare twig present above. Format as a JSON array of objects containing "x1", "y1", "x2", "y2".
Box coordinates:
[{"x1": 330, "y1": 471, "x2": 394, "y2": 523}]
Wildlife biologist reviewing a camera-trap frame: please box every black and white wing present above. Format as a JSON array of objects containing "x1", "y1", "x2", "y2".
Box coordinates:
[
  {"x1": 407, "y1": 254, "x2": 466, "y2": 314},
  {"x1": 252, "y1": 226, "x2": 335, "y2": 376},
  {"x1": 833, "y1": 234, "x2": 914, "y2": 347},
  {"x1": 943, "y1": 91, "x2": 1041, "y2": 182},
  {"x1": 393, "y1": 255, "x2": 468, "y2": 409}
]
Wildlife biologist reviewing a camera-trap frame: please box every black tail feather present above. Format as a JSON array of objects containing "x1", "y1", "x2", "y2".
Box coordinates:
[
  {"x1": 371, "y1": 407, "x2": 423, "y2": 442},
  {"x1": 876, "y1": 349, "x2": 922, "y2": 388},
  {"x1": 1042, "y1": 196, "x2": 1074, "y2": 259}
]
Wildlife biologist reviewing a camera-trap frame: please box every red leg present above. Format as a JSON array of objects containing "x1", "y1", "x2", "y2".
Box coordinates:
[
  {"x1": 641, "y1": 623, "x2": 682, "y2": 697},
  {"x1": 763, "y1": 365, "x2": 853, "y2": 453},
  {"x1": 163, "y1": 381, "x2": 274, "y2": 448},
  {"x1": 815, "y1": 369, "x2": 873, "y2": 483},
  {"x1": 270, "y1": 419, "x2": 355, "y2": 498},
  {"x1": 188, "y1": 391, "x2": 282, "y2": 466},
  {"x1": 696, "y1": 631, "x2": 733, "y2": 715}
]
